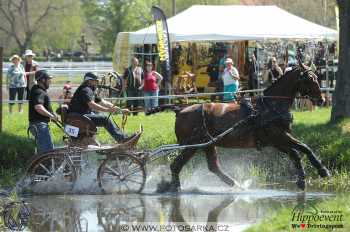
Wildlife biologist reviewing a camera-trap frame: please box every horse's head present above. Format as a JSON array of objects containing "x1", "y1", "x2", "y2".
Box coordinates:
[{"x1": 294, "y1": 59, "x2": 324, "y2": 106}]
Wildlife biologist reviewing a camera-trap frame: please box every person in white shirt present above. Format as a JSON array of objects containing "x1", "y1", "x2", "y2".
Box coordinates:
[{"x1": 221, "y1": 58, "x2": 239, "y2": 102}]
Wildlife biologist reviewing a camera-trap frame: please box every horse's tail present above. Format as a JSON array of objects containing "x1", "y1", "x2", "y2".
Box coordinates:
[{"x1": 145, "y1": 104, "x2": 183, "y2": 116}]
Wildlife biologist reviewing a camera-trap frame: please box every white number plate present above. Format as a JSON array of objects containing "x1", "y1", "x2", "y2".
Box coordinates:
[{"x1": 64, "y1": 125, "x2": 80, "y2": 137}]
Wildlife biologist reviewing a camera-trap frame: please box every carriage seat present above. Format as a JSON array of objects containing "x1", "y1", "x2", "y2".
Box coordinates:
[{"x1": 64, "y1": 113, "x2": 97, "y2": 138}]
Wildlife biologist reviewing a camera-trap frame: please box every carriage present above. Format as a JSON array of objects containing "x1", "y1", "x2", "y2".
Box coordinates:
[{"x1": 25, "y1": 102, "x2": 238, "y2": 194}]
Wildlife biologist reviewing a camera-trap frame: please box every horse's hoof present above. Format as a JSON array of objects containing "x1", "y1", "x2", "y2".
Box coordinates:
[
  {"x1": 156, "y1": 180, "x2": 180, "y2": 193},
  {"x1": 319, "y1": 168, "x2": 331, "y2": 178},
  {"x1": 296, "y1": 179, "x2": 306, "y2": 191}
]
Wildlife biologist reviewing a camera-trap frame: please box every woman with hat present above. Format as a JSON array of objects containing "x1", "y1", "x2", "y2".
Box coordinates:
[
  {"x1": 23, "y1": 49, "x2": 38, "y2": 99},
  {"x1": 6, "y1": 54, "x2": 26, "y2": 113},
  {"x1": 222, "y1": 58, "x2": 240, "y2": 102}
]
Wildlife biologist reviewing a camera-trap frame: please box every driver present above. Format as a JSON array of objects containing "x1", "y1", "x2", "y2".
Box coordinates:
[{"x1": 68, "y1": 72, "x2": 138, "y2": 144}]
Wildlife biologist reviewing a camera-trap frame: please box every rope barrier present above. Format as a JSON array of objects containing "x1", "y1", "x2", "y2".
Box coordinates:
[{"x1": 1, "y1": 88, "x2": 335, "y2": 104}]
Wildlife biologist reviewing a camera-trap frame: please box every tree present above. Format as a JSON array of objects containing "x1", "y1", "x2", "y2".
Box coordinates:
[
  {"x1": 81, "y1": 0, "x2": 156, "y2": 55},
  {"x1": 32, "y1": 1, "x2": 83, "y2": 53},
  {"x1": 331, "y1": 0, "x2": 350, "y2": 121},
  {"x1": 0, "y1": 0, "x2": 74, "y2": 54}
]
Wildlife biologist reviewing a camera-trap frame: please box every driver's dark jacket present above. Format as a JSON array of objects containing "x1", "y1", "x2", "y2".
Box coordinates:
[{"x1": 68, "y1": 84, "x2": 101, "y2": 114}]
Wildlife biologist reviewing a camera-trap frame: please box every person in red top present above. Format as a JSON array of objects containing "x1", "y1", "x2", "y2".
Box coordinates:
[{"x1": 139, "y1": 61, "x2": 163, "y2": 112}]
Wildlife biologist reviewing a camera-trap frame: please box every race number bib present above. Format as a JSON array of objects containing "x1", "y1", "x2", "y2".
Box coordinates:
[{"x1": 64, "y1": 125, "x2": 80, "y2": 137}]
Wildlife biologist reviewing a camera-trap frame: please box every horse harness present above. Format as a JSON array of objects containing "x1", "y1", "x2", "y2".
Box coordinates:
[{"x1": 199, "y1": 96, "x2": 294, "y2": 147}]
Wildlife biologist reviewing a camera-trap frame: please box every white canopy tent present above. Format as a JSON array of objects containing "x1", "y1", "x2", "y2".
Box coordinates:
[{"x1": 128, "y1": 5, "x2": 338, "y2": 44}]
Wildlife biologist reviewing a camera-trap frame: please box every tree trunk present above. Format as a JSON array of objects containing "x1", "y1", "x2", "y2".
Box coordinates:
[{"x1": 331, "y1": 0, "x2": 350, "y2": 121}]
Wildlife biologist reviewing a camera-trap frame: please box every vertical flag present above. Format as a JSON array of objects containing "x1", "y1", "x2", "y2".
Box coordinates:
[{"x1": 151, "y1": 6, "x2": 172, "y2": 84}]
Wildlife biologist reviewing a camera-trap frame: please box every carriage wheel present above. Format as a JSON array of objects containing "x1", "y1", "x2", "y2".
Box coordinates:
[
  {"x1": 27, "y1": 152, "x2": 77, "y2": 193},
  {"x1": 97, "y1": 196, "x2": 145, "y2": 231},
  {"x1": 97, "y1": 154, "x2": 146, "y2": 194}
]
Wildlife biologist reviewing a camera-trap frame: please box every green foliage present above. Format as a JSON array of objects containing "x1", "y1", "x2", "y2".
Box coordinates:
[
  {"x1": 157, "y1": 0, "x2": 240, "y2": 17},
  {"x1": 81, "y1": 0, "x2": 156, "y2": 54},
  {"x1": 0, "y1": 0, "x2": 84, "y2": 54},
  {"x1": 33, "y1": 1, "x2": 84, "y2": 51}
]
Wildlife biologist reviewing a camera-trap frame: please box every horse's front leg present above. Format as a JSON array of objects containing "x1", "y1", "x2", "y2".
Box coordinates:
[
  {"x1": 204, "y1": 146, "x2": 240, "y2": 187},
  {"x1": 281, "y1": 132, "x2": 331, "y2": 178},
  {"x1": 277, "y1": 146, "x2": 306, "y2": 190}
]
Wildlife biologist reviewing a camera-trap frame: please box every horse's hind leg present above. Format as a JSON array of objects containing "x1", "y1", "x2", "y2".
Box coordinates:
[
  {"x1": 204, "y1": 146, "x2": 237, "y2": 187},
  {"x1": 277, "y1": 146, "x2": 306, "y2": 190}
]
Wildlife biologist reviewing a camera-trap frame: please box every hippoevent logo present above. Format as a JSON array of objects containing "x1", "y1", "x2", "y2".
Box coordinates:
[{"x1": 290, "y1": 202, "x2": 344, "y2": 230}]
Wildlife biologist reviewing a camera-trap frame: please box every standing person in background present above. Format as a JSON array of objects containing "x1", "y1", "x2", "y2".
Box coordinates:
[
  {"x1": 139, "y1": 61, "x2": 163, "y2": 113},
  {"x1": 58, "y1": 81, "x2": 73, "y2": 104},
  {"x1": 123, "y1": 57, "x2": 142, "y2": 115},
  {"x1": 207, "y1": 55, "x2": 220, "y2": 102},
  {"x1": 268, "y1": 57, "x2": 283, "y2": 84},
  {"x1": 248, "y1": 53, "x2": 259, "y2": 91},
  {"x1": 222, "y1": 58, "x2": 239, "y2": 102},
  {"x1": 23, "y1": 49, "x2": 38, "y2": 99},
  {"x1": 6, "y1": 55, "x2": 26, "y2": 114},
  {"x1": 217, "y1": 49, "x2": 226, "y2": 101}
]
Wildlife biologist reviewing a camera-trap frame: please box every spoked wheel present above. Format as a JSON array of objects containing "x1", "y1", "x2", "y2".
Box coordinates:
[
  {"x1": 97, "y1": 196, "x2": 145, "y2": 231},
  {"x1": 27, "y1": 152, "x2": 77, "y2": 193},
  {"x1": 97, "y1": 154, "x2": 146, "y2": 194}
]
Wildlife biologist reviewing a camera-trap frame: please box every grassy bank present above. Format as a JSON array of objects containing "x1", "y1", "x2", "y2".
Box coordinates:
[
  {"x1": 0, "y1": 104, "x2": 176, "y2": 186},
  {"x1": 1, "y1": 106, "x2": 350, "y2": 187}
]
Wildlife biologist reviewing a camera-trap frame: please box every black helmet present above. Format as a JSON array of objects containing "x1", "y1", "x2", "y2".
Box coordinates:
[
  {"x1": 84, "y1": 72, "x2": 99, "y2": 81},
  {"x1": 35, "y1": 70, "x2": 53, "y2": 81}
]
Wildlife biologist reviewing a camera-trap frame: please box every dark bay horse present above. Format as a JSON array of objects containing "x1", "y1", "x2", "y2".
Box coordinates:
[{"x1": 158, "y1": 62, "x2": 330, "y2": 192}]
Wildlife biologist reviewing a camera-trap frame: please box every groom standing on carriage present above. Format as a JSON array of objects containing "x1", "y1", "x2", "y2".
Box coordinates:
[{"x1": 28, "y1": 70, "x2": 58, "y2": 154}]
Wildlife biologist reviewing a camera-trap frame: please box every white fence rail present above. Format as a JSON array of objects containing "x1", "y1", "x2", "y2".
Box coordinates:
[{"x1": 2, "y1": 62, "x2": 113, "y2": 76}]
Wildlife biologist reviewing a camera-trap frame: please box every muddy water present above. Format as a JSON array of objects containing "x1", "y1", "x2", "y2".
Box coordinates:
[{"x1": 21, "y1": 190, "x2": 333, "y2": 232}]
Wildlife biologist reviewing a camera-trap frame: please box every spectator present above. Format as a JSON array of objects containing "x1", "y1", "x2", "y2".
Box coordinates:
[
  {"x1": 6, "y1": 55, "x2": 26, "y2": 114},
  {"x1": 139, "y1": 61, "x2": 163, "y2": 112},
  {"x1": 218, "y1": 49, "x2": 226, "y2": 79},
  {"x1": 207, "y1": 55, "x2": 221, "y2": 102},
  {"x1": 59, "y1": 81, "x2": 73, "y2": 104},
  {"x1": 268, "y1": 57, "x2": 283, "y2": 84},
  {"x1": 23, "y1": 49, "x2": 38, "y2": 99},
  {"x1": 248, "y1": 53, "x2": 259, "y2": 91},
  {"x1": 123, "y1": 57, "x2": 143, "y2": 115},
  {"x1": 222, "y1": 58, "x2": 239, "y2": 102}
]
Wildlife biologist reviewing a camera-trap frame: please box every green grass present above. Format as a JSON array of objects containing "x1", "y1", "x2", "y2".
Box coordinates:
[
  {"x1": 244, "y1": 194, "x2": 350, "y2": 232},
  {"x1": 1, "y1": 106, "x2": 350, "y2": 188},
  {"x1": 292, "y1": 108, "x2": 350, "y2": 173}
]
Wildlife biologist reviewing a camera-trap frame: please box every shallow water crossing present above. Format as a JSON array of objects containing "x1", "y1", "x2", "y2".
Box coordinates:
[{"x1": 21, "y1": 189, "x2": 333, "y2": 232}]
